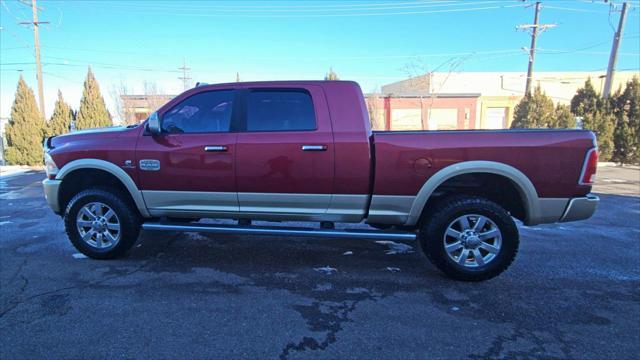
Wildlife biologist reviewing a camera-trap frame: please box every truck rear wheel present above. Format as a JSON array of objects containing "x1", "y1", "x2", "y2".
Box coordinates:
[
  {"x1": 419, "y1": 196, "x2": 519, "y2": 281},
  {"x1": 64, "y1": 188, "x2": 140, "y2": 259}
]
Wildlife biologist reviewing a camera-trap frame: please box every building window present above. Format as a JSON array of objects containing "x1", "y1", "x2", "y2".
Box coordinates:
[
  {"x1": 484, "y1": 107, "x2": 507, "y2": 129},
  {"x1": 429, "y1": 108, "x2": 458, "y2": 130},
  {"x1": 390, "y1": 108, "x2": 422, "y2": 130}
]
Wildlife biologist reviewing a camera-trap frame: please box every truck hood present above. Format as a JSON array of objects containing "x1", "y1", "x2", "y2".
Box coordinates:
[{"x1": 49, "y1": 125, "x2": 138, "y2": 148}]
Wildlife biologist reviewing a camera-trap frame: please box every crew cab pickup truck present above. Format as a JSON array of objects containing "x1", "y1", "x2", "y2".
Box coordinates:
[{"x1": 42, "y1": 81, "x2": 599, "y2": 281}]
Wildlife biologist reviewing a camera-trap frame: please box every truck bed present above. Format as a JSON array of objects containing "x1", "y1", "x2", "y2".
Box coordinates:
[{"x1": 371, "y1": 129, "x2": 596, "y2": 199}]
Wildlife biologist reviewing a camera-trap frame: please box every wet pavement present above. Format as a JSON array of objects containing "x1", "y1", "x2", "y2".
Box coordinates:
[{"x1": 1, "y1": 167, "x2": 639, "y2": 359}]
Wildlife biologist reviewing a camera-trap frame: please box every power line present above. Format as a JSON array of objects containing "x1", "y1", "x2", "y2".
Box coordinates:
[
  {"x1": 82, "y1": 3, "x2": 526, "y2": 18},
  {"x1": 1, "y1": 59, "x2": 184, "y2": 74},
  {"x1": 1, "y1": 0, "x2": 27, "y2": 22},
  {"x1": 43, "y1": 55, "x2": 181, "y2": 72},
  {"x1": 0, "y1": 46, "x2": 31, "y2": 51},
  {"x1": 149, "y1": 1, "x2": 476, "y2": 9},
  {"x1": 543, "y1": 5, "x2": 610, "y2": 14},
  {"x1": 249, "y1": 49, "x2": 523, "y2": 61},
  {"x1": 92, "y1": 1, "x2": 506, "y2": 13},
  {"x1": 41, "y1": 45, "x2": 173, "y2": 57}
]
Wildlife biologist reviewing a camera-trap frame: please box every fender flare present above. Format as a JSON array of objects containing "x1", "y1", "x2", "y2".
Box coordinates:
[
  {"x1": 56, "y1": 159, "x2": 150, "y2": 218},
  {"x1": 405, "y1": 160, "x2": 539, "y2": 226}
]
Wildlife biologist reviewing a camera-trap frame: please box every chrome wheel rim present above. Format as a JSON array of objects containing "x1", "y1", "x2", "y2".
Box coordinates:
[
  {"x1": 443, "y1": 214, "x2": 502, "y2": 268},
  {"x1": 76, "y1": 202, "x2": 121, "y2": 249}
]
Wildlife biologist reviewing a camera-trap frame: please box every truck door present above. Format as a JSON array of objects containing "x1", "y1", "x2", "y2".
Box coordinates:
[
  {"x1": 235, "y1": 86, "x2": 335, "y2": 216},
  {"x1": 136, "y1": 89, "x2": 239, "y2": 216}
]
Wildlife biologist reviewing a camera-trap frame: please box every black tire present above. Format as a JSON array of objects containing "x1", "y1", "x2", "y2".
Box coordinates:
[
  {"x1": 64, "y1": 188, "x2": 141, "y2": 259},
  {"x1": 419, "y1": 196, "x2": 519, "y2": 282}
]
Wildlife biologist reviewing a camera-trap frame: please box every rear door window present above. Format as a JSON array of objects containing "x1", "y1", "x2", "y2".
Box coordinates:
[{"x1": 245, "y1": 90, "x2": 316, "y2": 132}]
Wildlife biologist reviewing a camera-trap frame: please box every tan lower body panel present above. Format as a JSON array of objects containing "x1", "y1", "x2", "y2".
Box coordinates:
[
  {"x1": 366, "y1": 195, "x2": 415, "y2": 224},
  {"x1": 142, "y1": 191, "x2": 239, "y2": 212},
  {"x1": 143, "y1": 191, "x2": 369, "y2": 223},
  {"x1": 238, "y1": 193, "x2": 330, "y2": 214}
]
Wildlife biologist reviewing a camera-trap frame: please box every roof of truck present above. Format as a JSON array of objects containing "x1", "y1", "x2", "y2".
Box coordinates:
[{"x1": 195, "y1": 80, "x2": 359, "y2": 89}]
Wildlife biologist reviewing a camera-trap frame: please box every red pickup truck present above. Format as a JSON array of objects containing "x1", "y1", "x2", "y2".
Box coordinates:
[{"x1": 42, "y1": 80, "x2": 599, "y2": 281}]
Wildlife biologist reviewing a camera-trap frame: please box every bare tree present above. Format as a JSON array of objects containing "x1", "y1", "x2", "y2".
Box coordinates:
[
  {"x1": 111, "y1": 81, "x2": 169, "y2": 126},
  {"x1": 366, "y1": 90, "x2": 385, "y2": 130},
  {"x1": 143, "y1": 81, "x2": 167, "y2": 115},
  {"x1": 400, "y1": 55, "x2": 473, "y2": 130},
  {"x1": 111, "y1": 80, "x2": 134, "y2": 125},
  {"x1": 400, "y1": 58, "x2": 432, "y2": 93}
]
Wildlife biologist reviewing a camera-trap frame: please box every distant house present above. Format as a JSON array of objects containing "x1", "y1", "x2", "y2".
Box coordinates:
[
  {"x1": 364, "y1": 93, "x2": 480, "y2": 131},
  {"x1": 376, "y1": 71, "x2": 638, "y2": 130},
  {"x1": 120, "y1": 94, "x2": 174, "y2": 124}
]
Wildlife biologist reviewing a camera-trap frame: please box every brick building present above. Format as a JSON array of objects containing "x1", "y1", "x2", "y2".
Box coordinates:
[{"x1": 365, "y1": 94, "x2": 480, "y2": 131}]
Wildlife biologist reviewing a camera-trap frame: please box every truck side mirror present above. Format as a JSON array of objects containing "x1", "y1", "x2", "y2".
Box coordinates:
[{"x1": 148, "y1": 112, "x2": 161, "y2": 135}]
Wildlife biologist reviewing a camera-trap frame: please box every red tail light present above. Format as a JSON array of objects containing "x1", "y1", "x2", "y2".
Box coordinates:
[{"x1": 579, "y1": 148, "x2": 598, "y2": 185}]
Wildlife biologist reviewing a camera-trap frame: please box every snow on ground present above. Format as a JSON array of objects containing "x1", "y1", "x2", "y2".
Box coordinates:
[
  {"x1": 0, "y1": 166, "x2": 41, "y2": 178},
  {"x1": 375, "y1": 240, "x2": 414, "y2": 255},
  {"x1": 313, "y1": 266, "x2": 337, "y2": 275}
]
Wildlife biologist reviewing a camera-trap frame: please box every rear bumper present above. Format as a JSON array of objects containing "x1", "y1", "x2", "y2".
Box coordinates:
[
  {"x1": 559, "y1": 194, "x2": 599, "y2": 223},
  {"x1": 42, "y1": 179, "x2": 62, "y2": 214},
  {"x1": 527, "y1": 194, "x2": 599, "y2": 225}
]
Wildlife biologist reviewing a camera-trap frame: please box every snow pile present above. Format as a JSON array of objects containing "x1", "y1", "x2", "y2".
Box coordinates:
[{"x1": 375, "y1": 240, "x2": 414, "y2": 255}]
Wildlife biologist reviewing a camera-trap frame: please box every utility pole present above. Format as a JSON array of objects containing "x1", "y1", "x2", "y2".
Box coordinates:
[
  {"x1": 516, "y1": 2, "x2": 556, "y2": 96},
  {"x1": 177, "y1": 58, "x2": 192, "y2": 90},
  {"x1": 19, "y1": 0, "x2": 48, "y2": 118},
  {"x1": 603, "y1": 2, "x2": 629, "y2": 98}
]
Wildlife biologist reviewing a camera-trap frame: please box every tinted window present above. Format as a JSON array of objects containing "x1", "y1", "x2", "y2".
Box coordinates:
[
  {"x1": 246, "y1": 90, "x2": 316, "y2": 131},
  {"x1": 162, "y1": 90, "x2": 234, "y2": 133}
]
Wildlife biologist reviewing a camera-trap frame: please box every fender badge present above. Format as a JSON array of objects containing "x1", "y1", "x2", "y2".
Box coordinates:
[{"x1": 139, "y1": 159, "x2": 160, "y2": 171}]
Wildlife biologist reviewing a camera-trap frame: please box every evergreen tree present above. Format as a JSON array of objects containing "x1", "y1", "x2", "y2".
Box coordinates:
[
  {"x1": 552, "y1": 104, "x2": 576, "y2": 128},
  {"x1": 570, "y1": 78, "x2": 599, "y2": 116},
  {"x1": 46, "y1": 90, "x2": 73, "y2": 137},
  {"x1": 5, "y1": 76, "x2": 44, "y2": 165},
  {"x1": 324, "y1": 67, "x2": 339, "y2": 80},
  {"x1": 510, "y1": 86, "x2": 555, "y2": 128},
  {"x1": 570, "y1": 78, "x2": 617, "y2": 161},
  {"x1": 612, "y1": 77, "x2": 640, "y2": 164},
  {"x1": 582, "y1": 108, "x2": 616, "y2": 161},
  {"x1": 76, "y1": 67, "x2": 112, "y2": 129}
]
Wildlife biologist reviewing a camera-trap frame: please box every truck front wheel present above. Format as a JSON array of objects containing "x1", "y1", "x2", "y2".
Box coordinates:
[
  {"x1": 64, "y1": 189, "x2": 141, "y2": 259},
  {"x1": 419, "y1": 196, "x2": 519, "y2": 281}
]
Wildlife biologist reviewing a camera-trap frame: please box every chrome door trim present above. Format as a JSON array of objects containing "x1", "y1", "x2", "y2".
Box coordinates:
[
  {"x1": 301, "y1": 145, "x2": 327, "y2": 151},
  {"x1": 204, "y1": 145, "x2": 228, "y2": 152}
]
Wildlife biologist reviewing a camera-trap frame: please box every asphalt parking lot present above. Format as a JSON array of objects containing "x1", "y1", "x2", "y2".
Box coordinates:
[{"x1": 1, "y1": 166, "x2": 639, "y2": 359}]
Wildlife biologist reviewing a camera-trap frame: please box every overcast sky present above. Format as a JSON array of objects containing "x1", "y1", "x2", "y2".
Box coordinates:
[{"x1": 1, "y1": 0, "x2": 639, "y2": 121}]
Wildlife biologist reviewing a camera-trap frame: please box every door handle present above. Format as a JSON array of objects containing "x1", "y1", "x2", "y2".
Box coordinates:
[
  {"x1": 301, "y1": 145, "x2": 327, "y2": 151},
  {"x1": 204, "y1": 145, "x2": 228, "y2": 152}
]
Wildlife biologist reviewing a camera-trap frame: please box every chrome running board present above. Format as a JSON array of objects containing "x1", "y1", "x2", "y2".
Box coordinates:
[{"x1": 142, "y1": 222, "x2": 417, "y2": 241}]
